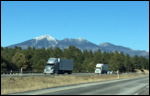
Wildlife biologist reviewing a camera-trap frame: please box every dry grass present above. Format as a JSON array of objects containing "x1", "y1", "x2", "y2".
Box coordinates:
[
  {"x1": 144, "y1": 70, "x2": 149, "y2": 73},
  {"x1": 1, "y1": 73, "x2": 149, "y2": 95},
  {"x1": 134, "y1": 69, "x2": 149, "y2": 74}
]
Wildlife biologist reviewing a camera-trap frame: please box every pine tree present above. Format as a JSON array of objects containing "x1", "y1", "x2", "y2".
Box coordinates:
[
  {"x1": 93, "y1": 49, "x2": 103, "y2": 64},
  {"x1": 147, "y1": 59, "x2": 149, "y2": 70},
  {"x1": 83, "y1": 49, "x2": 89, "y2": 59},
  {"x1": 139, "y1": 56, "x2": 149, "y2": 70},
  {"x1": 119, "y1": 51, "x2": 125, "y2": 71},
  {"x1": 88, "y1": 61, "x2": 95, "y2": 72},
  {"x1": 12, "y1": 53, "x2": 27, "y2": 70},
  {"x1": 35, "y1": 59, "x2": 46, "y2": 71},
  {"x1": 132, "y1": 55, "x2": 141, "y2": 69},
  {"x1": 109, "y1": 50, "x2": 123, "y2": 71},
  {"x1": 88, "y1": 50, "x2": 94, "y2": 59},
  {"x1": 23, "y1": 46, "x2": 34, "y2": 70},
  {"x1": 31, "y1": 48, "x2": 46, "y2": 71},
  {"x1": 124, "y1": 54, "x2": 131, "y2": 72},
  {"x1": 1, "y1": 62, "x2": 7, "y2": 71},
  {"x1": 1, "y1": 49, "x2": 13, "y2": 71},
  {"x1": 101, "y1": 51, "x2": 108, "y2": 64},
  {"x1": 67, "y1": 45, "x2": 77, "y2": 59},
  {"x1": 81, "y1": 49, "x2": 94, "y2": 72},
  {"x1": 82, "y1": 58, "x2": 91, "y2": 72},
  {"x1": 47, "y1": 47, "x2": 53, "y2": 58},
  {"x1": 74, "y1": 49, "x2": 84, "y2": 72},
  {"x1": 1, "y1": 46, "x2": 4, "y2": 51},
  {"x1": 51, "y1": 47, "x2": 63, "y2": 58}
]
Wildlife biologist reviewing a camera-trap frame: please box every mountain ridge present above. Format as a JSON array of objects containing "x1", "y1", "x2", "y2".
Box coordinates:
[{"x1": 5, "y1": 34, "x2": 149, "y2": 58}]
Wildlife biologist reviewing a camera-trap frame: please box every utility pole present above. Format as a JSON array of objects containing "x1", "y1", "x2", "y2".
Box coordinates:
[
  {"x1": 117, "y1": 70, "x2": 119, "y2": 79},
  {"x1": 20, "y1": 68, "x2": 23, "y2": 76}
]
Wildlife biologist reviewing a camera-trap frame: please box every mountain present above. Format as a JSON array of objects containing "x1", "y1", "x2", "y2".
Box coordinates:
[
  {"x1": 56, "y1": 38, "x2": 101, "y2": 52},
  {"x1": 99, "y1": 42, "x2": 149, "y2": 57},
  {"x1": 7, "y1": 35, "x2": 58, "y2": 49},
  {"x1": 6, "y1": 35, "x2": 149, "y2": 59}
]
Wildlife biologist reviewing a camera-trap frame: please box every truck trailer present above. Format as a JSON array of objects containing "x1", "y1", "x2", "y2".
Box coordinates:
[
  {"x1": 95, "y1": 63, "x2": 108, "y2": 74},
  {"x1": 44, "y1": 58, "x2": 73, "y2": 74}
]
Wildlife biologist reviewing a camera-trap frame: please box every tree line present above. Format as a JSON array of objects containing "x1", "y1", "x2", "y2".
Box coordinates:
[{"x1": 1, "y1": 45, "x2": 149, "y2": 72}]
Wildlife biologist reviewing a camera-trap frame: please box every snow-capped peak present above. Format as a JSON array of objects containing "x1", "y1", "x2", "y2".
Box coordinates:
[
  {"x1": 77, "y1": 37, "x2": 85, "y2": 41},
  {"x1": 99, "y1": 42, "x2": 110, "y2": 46},
  {"x1": 64, "y1": 38, "x2": 73, "y2": 41},
  {"x1": 34, "y1": 34, "x2": 55, "y2": 41},
  {"x1": 34, "y1": 34, "x2": 58, "y2": 45}
]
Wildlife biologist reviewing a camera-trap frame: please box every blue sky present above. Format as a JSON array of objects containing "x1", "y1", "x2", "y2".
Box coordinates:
[{"x1": 1, "y1": 1, "x2": 149, "y2": 51}]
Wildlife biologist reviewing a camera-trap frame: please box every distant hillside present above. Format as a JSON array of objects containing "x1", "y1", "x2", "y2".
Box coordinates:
[{"x1": 6, "y1": 34, "x2": 149, "y2": 59}]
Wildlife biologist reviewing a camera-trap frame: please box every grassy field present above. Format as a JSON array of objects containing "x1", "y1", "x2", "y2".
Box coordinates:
[{"x1": 1, "y1": 73, "x2": 149, "y2": 95}]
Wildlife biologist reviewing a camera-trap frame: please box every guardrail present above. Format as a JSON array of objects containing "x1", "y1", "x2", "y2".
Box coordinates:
[
  {"x1": 2, "y1": 71, "x2": 148, "y2": 75},
  {"x1": 1, "y1": 71, "x2": 44, "y2": 74},
  {"x1": 1, "y1": 71, "x2": 95, "y2": 75}
]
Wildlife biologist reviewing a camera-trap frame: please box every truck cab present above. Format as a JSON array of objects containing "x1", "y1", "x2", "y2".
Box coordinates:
[
  {"x1": 44, "y1": 64, "x2": 54, "y2": 74},
  {"x1": 44, "y1": 58, "x2": 73, "y2": 75},
  {"x1": 44, "y1": 58, "x2": 59, "y2": 74},
  {"x1": 95, "y1": 67, "x2": 101, "y2": 74},
  {"x1": 95, "y1": 63, "x2": 108, "y2": 74}
]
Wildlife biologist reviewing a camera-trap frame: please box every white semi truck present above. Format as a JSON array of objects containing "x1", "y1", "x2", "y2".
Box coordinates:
[
  {"x1": 95, "y1": 63, "x2": 108, "y2": 74},
  {"x1": 44, "y1": 58, "x2": 73, "y2": 74}
]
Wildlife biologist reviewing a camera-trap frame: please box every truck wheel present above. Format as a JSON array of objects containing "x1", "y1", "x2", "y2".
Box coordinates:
[
  {"x1": 57, "y1": 71, "x2": 60, "y2": 74},
  {"x1": 69, "y1": 72, "x2": 71, "y2": 74},
  {"x1": 68, "y1": 71, "x2": 72, "y2": 74},
  {"x1": 61, "y1": 71, "x2": 64, "y2": 74}
]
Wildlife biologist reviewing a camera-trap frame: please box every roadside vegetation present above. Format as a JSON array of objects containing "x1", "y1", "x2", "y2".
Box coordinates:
[
  {"x1": 1, "y1": 45, "x2": 149, "y2": 94},
  {"x1": 1, "y1": 45, "x2": 149, "y2": 72},
  {"x1": 1, "y1": 73, "x2": 149, "y2": 95}
]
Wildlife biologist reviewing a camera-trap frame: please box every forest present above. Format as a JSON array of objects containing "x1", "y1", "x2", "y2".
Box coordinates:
[{"x1": 1, "y1": 45, "x2": 149, "y2": 72}]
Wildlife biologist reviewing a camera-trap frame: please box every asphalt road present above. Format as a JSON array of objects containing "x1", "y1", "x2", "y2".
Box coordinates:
[
  {"x1": 7, "y1": 76, "x2": 149, "y2": 95},
  {"x1": 138, "y1": 87, "x2": 149, "y2": 95}
]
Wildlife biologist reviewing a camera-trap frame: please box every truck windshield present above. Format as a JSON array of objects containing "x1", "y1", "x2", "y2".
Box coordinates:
[
  {"x1": 46, "y1": 64, "x2": 54, "y2": 66},
  {"x1": 96, "y1": 68, "x2": 101, "y2": 70}
]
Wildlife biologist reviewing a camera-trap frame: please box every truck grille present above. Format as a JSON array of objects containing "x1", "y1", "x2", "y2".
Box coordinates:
[
  {"x1": 96, "y1": 70, "x2": 99, "y2": 73},
  {"x1": 46, "y1": 68, "x2": 50, "y2": 71}
]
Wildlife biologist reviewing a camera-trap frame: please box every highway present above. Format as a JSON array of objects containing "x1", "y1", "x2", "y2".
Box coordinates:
[
  {"x1": 7, "y1": 76, "x2": 149, "y2": 95},
  {"x1": 1, "y1": 73, "x2": 97, "y2": 77},
  {"x1": 1, "y1": 72, "x2": 140, "y2": 77}
]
